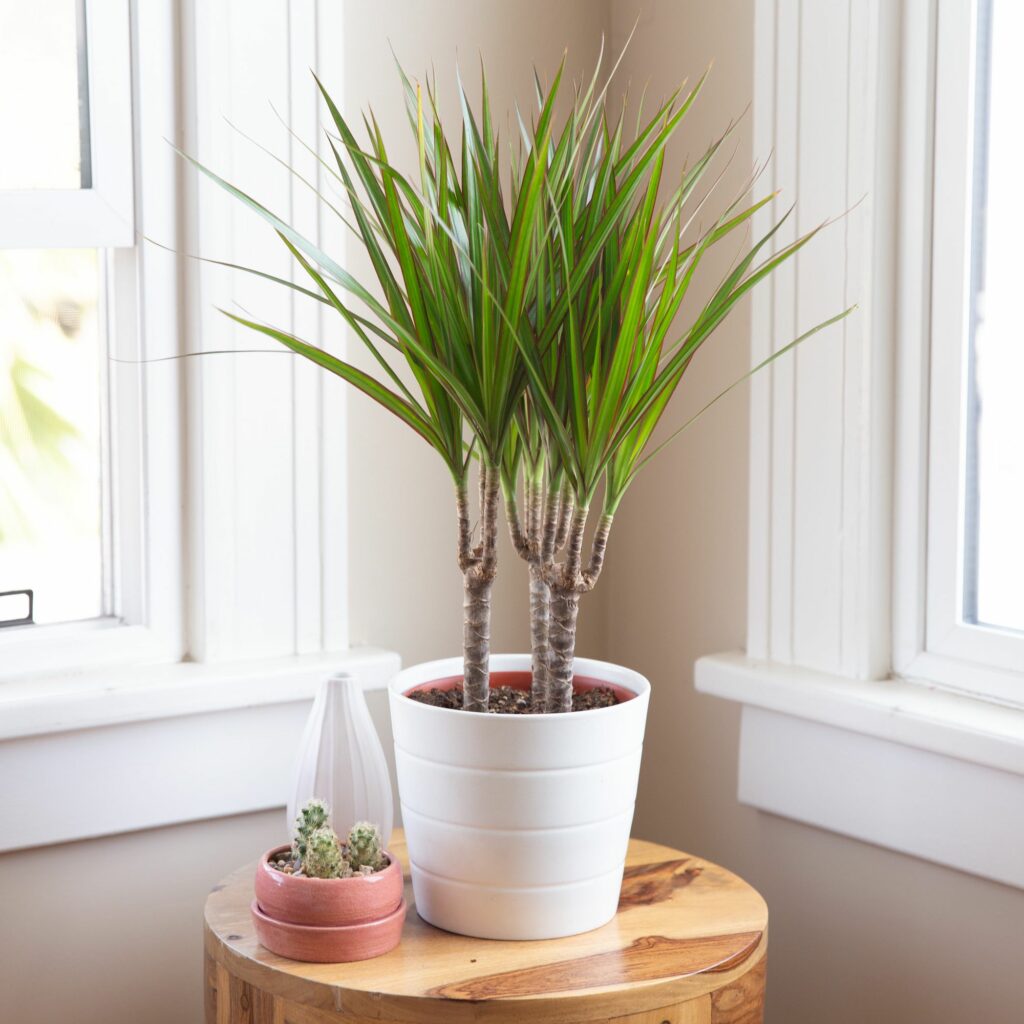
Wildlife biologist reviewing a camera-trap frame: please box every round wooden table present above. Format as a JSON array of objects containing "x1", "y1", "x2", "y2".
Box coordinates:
[{"x1": 204, "y1": 830, "x2": 768, "y2": 1024}]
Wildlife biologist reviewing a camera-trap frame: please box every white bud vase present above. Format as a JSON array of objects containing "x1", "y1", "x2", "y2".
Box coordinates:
[{"x1": 286, "y1": 673, "x2": 393, "y2": 846}]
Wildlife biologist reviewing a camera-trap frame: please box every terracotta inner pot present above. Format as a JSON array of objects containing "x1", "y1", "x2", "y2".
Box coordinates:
[
  {"x1": 403, "y1": 668, "x2": 636, "y2": 705},
  {"x1": 255, "y1": 845, "x2": 403, "y2": 928}
]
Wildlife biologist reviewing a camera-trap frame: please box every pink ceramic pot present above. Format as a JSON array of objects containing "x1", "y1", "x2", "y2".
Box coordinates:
[
  {"x1": 251, "y1": 898, "x2": 407, "y2": 963},
  {"x1": 254, "y1": 846, "x2": 403, "y2": 927}
]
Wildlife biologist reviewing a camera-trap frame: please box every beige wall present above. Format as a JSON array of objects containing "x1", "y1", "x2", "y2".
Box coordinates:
[
  {"x1": 3, "y1": 5, "x2": 1021, "y2": 1024},
  {"x1": 0, "y1": 810, "x2": 283, "y2": 1024}
]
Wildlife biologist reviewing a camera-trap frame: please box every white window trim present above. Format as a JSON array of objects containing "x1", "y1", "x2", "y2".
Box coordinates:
[
  {"x1": 695, "y1": 653, "x2": 1024, "y2": 889},
  {"x1": 185, "y1": 0, "x2": 349, "y2": 665},
  {"x1": 698, "y1": 0, "x2": 1024, "y2": 890},
  {"x1": 0, "y1": 0, "x2": 135, "y2": 248},
  {"x1": 0, "y1": 648, "x2": 400, "y2": 743},
  {"x1": 1, "y1": 0, "x2": 355, "y2": 680}
]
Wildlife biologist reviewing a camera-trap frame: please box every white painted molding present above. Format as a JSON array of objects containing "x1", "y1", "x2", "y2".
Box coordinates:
[
  {"x1": 747, "y1": 0, "x2": 896, "y2": 679},
  {"x1": 0, "y1": 648, "x2": 401, "y2": 853},
  {"x1": 737, "y1": 706, "x2": 1024, "y2": 891},
  {"x1": 697, "y1": 653, "x2": 1024, "y2": 889},
  {"x1": 187, "y1": 0, "x2": 349, "y2": 664}
]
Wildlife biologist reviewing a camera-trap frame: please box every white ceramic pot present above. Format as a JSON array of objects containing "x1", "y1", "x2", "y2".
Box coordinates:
[{"x1": 388, "y1": 653, "x2": 650, "y2": 940}]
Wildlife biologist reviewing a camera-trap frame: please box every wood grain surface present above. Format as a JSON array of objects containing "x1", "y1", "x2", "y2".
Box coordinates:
[{"x1": 205, "y1": 831, "x2": 768, "y2": 1024}]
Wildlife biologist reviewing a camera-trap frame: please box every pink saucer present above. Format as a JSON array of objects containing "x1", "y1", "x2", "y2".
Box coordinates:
[{"x1": 251, "y1": 898, "x2": 406, "y2": 963}]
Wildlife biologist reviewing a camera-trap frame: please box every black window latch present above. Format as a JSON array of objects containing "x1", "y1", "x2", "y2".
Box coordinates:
[{"x1": 0, "y1": 590, "x2": 34, "y2": 628}]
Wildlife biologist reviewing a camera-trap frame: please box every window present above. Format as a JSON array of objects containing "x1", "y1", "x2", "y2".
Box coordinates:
[
  {"x1": 0, "y1": 0, "x2": 132, "y2": 628},
  {"x1": 896, "y1": 0, "x2": 1024, "y2": 704},
  {"x1": 0, "y1": 0, "x2": 132, "y2": 248},
  {"x1": 0, "y1": 249, "x2": 104, "y2": 624},
  {"x1": 961, "y1": 0, "x2": 1024, "y2": 636},
  {"x1": 0, "y1": 0, "x2": 92, "y2": 191},
  {"x1": 0, "y1": 0, "x2": 347, "y2": 678},
  {"x1": 0, "y1": 0, "x2": 189, "y2": 675}
]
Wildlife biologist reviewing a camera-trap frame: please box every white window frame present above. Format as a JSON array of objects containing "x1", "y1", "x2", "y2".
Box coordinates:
[
  {"x1": 696, "y1": 0, "x2": 1024, "y2": 891},
  {"x1": 0, "y1": 0, "x2": 135, "y2": 249},
  {"x1": 894, "y1": 0, "x2": 1024, "y2": 704},
  {"x1": 1, "y1": 0, "x2": 355, "y2": 681},
  {"x1": 0, "y1": 0, "x2": 185, "y2": 675}
]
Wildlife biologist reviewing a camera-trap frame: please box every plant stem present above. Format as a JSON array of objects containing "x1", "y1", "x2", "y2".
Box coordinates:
[
  {"x1": 547, "y1": 584, "x2": 580, "y2": 713},
  {"x1": 503, "y1": 478, "x2": 531, "y2": 560},
  {"x1": 458, "y1": 464, "x2": 500, "y2": 712},
  {"x1": 503, "y1": 469, "x2": 553, "y2": 709},
  {"x1": 455, "y1": 482, "x2": 475, "y2": 570},
  {"x1": 564, "y1": 505, "x2": 589, "y2": 579},
  {"x1": 553, "y1": 482, "x2": 574, "y2": 551},
  {"x1": 528, "y1": 563, "x2": 550, "y2": 709},
  {"x1": 462, "y1": 573, "x2": 493, "y2": 712},
  {"x1": 545, "y1": 509, "x2": 613, "y2": 713},
  {"x1": 583, "y1": 513, "x2": 614, "y2": 586},
  {"x1": 478, "y1": 461, "x2": 499, "y2": 576},
  {"x1": 541, "y1": 484, "x2": 562, "y2": 562}
]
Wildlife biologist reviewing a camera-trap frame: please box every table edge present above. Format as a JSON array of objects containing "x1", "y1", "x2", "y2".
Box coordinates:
[{"x1": 204, "y1": 920, "x2": 768, "y2": 1024}]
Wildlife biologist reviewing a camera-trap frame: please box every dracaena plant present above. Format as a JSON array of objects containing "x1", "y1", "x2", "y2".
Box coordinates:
[{"x1": 186, "y1": 49, "x2": 849, "y2": 713}]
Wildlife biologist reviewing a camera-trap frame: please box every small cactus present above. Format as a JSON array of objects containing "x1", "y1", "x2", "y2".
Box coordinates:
[
  {"x1": 285, "y1": 800, "x2": 385, "y2": 878},
  {"x1": 346, "y1": 821, "x2": 387, "y2": 872},
  {"x1": 292, "y1": 798, "x2": 330, "y2": 865},
  {"x1": 304, "y1": 826, "x2": 352, "y2": 879}
]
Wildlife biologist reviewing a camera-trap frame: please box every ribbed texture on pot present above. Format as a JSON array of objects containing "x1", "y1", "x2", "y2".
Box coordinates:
[{"x1": 389, "y1": 654, "x2": 650, "y2": 940}]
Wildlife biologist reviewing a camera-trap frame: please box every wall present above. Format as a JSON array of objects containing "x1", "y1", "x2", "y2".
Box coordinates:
[
  {"x1": 0, "y1": 810, "x2": 282, "y2": 1024},
  {"x1": 606, "y1": 4, "x2": 1024, "y2": 1023}
]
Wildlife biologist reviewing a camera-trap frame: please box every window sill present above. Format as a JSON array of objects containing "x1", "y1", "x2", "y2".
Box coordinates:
[
  {"x1": 0, "y1": 646, "x2": 400, "y2": 741},
  {"x1": 0, "y1": 648, "x2": 400, "y2": 853},
  {"x1": 695, "y1": 652, "x2": 1024, "y2": 890}
]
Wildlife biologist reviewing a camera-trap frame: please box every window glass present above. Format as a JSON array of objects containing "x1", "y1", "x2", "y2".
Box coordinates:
[
  {"x1": 0, "y1": 250, "x2": 104, "y2": 624},
  {"x1": 963, "y1": 0, "x2": 1024, "y2": 633},
  {"x1": 0, "y1": 0, "x2": 92, "y2": 190}
]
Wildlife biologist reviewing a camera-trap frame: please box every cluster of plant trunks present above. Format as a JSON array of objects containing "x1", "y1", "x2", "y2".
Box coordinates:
[{"x1": 456, "y1": 464, "x2": 611, "y2": 714}]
